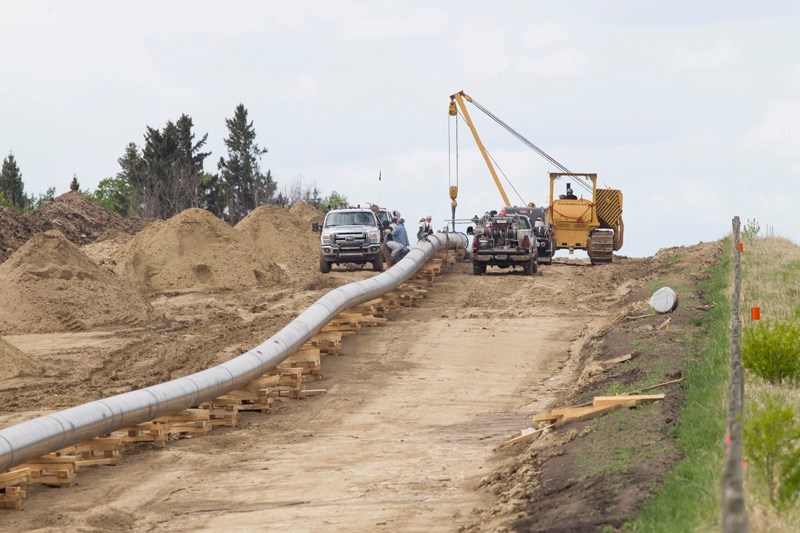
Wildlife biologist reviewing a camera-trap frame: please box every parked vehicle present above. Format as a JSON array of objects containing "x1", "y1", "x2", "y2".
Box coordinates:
[
  {"x1": 318, "y1": 208, "x2": 383, "y2": 273},
  {"x1": 467, "y1": 211, "x2": 537, "y2": 275}
]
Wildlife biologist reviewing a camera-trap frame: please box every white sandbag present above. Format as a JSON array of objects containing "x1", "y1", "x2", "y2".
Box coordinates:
[{"x1": 649, "y1": 287, "x2": 679, "y2": 314}]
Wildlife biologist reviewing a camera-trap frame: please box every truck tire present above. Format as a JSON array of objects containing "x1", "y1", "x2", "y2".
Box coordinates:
[
  {"x1": 371, "y1": 253, "x2": 384, "y2": 272},
  {"x1": 531, "y1": 258, "x2": 538, "y2": 274},
  {"x1": 319, "y1": 254, "x2": 331, "y2": 274},
  {"x1": 523, "y1": 258, "x2": 534, "y2": 275},
  {"x1": 472, "y1": 261, "x2": 486, "y2": 275}
]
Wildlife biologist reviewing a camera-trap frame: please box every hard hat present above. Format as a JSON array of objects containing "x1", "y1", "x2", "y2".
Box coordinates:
[{"x1": 425, "y1": 215, "x2": 432, "y2": 221}]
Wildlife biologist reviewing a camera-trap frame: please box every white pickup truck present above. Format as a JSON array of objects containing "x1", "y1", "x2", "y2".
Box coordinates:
[{"x1": 318, "y1": 208, "x2": 384, "y2": 273}]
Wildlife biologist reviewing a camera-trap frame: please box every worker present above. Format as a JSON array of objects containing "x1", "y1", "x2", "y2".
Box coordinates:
[
  {"x1": 391, "y1": 217, "x2": 410, "y2": 259},
  {"x1": 382, "y1": 222, "x2": 400, "y2": 264},
  {"x1": 564, "y1": 184, "x2": 577, "y2": 200},
  {"x1": 417, "y1": 216, "x2": 434, "y2": 240}
]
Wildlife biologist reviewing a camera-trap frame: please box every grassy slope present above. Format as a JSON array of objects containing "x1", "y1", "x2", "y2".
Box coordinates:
[
  {"x1": 630, "y1": 235, "x2": 800, "y2": 531},
  {"x1": 740, "y1": 237, "x2": 800, "y2": 529},
  {"x1": 626, "y1": 241, "x2": 732, "y2": 532}
]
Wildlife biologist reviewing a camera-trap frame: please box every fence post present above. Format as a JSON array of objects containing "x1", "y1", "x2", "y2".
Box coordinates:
[{"x1": 722, "y1": 216, "x2": 748, "y2": 532}]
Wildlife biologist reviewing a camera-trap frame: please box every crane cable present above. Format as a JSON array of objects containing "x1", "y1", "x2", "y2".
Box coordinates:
[
  {"x1": 452, "y1": 108, "x2": 525, "y2": 205},
  {"x1": 468, "y1": 97, "x2": 593, "y2": 196},
  {"x1": 448, "y1": 110, "x2": 460, "y2": 230},
  {"x1": 485, "y1": 143, "x2": 527, "y2": 206}
]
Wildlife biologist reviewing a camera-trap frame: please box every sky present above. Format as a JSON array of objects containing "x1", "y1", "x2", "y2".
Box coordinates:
[{"x1": 1, "y1": 0, "x2": 798, "y2": 258}]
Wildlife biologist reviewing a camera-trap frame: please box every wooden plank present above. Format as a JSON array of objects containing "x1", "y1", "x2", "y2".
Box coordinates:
[
  {"x1": 592, "y1": 394, "x2": 665, "y2": 408},
  {"x1": 0, "y1": 468, "x2": 30, "y2": 486},
  {"x1": 555, "y1": 403, "x2": 633, "y2": 427},
  {"x1": 20, "y1": 458, "x2": 78, "y2": 487},
  {"x1": 601, "y1": 353, "x2": 634, "y2": 366},
  {"x1": 497, "y1": 424, "x2": 555, "y2": 449}
]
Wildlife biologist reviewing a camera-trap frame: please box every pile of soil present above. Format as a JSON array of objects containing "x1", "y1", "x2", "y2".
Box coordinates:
[
  {"x1": 113, "y1": 208, "x2": 285, "y2": 293},
  {"x1": 0, "y1": 207, "x2": 28, "y2": 263},
  {"x1": 26, "y1": 191, "x2": 151, "y2": 245},
  {"x1": 0, "y1": 337, "x2": 43, "y2": 380},
  {"x1": 81, "y1": 230, "x2": 135, "y2": 268},
  {"x1": 0, "y1": 230, "x2": 153, "y2": 334},
  {"x1": 235, "y1": 204, "x2": 322, "y2": 271},
  {"x1": 0, "y1": 192, "x2": 151, "y2": 263},
  {"x1": 288, "y1": 201, "x2": 324, "y2": 224}
]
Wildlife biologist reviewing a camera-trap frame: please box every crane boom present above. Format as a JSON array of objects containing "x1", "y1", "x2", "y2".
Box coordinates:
[{"x1": 449, "y1": 91, "x2": 512, "y2": 207}]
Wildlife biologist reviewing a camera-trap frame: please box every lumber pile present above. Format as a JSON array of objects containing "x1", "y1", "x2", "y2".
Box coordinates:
[
  {"x1": 308, "y1": 332, "x2": 342, "y2": 355},
  {"x1": 110, "y1": 421, "x2": 168, "y2": 446},
  {"x1": 532, "y1": 394, "x2": 665, "y2": 428},
  {"x1": 0, "y1": 468, "x2": 30, "y2": 510},
  {"x1": 19, "y1": 456, "x2": 78, "y2": 487},
  {"x1": 156, "y1": 409, "x2": 213, "y2": 437},
  {"x1": 56, "y1": 437, "x2": 122, "y2": 467}
]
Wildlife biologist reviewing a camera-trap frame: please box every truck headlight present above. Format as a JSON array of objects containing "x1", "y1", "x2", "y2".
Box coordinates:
[
  {"x1": 368, "y1": 230, "x2": 380, "y2": 244},
  {"x1": 321, "y1": 232, "x2": 332, "y2": 246}
]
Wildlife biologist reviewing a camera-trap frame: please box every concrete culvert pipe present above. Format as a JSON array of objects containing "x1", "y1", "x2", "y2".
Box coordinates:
[{"x1": 649, "y1": 287, "x2": 679, "y2": 314}]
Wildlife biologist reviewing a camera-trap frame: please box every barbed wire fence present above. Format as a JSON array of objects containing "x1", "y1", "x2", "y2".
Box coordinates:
[{"x1": 722, "y1": 215, "x2": 748, "y2": 532}]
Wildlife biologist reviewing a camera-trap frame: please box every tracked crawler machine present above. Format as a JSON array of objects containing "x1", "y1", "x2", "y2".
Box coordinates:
[{"x1": 549, "y1": 173, "x2": 623, "y2": 264}]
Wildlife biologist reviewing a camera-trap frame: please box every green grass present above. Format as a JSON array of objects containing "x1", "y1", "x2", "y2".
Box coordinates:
[
  {"x1": 575, "y1": 405, "x2": 662, "y2": 479},
  {"x1": 624, "y1": 240, "x2": 732, "y2": 532}
]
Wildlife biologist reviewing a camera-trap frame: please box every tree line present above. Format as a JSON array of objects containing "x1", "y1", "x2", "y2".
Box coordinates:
[{"x1": 1, "y1": 103, "x2": 349, "y2": 221}]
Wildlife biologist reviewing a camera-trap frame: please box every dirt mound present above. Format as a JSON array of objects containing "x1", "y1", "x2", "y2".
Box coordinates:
[
  {"x1": 0, "y1": 192, "x2": 152, "y2": 263},
  {"x1": 26, "y1": 191, "x2": 151, "y2": 245},
  {"x1": 235, "y1": 204, "x2": 321, "y2": 271},
  {"x1": 0, "y1": 206, "x2": 30, "y2": 263},
  {"x1": 0, "y1": 337, "x2": 43, "y2": 380},
  {"x1": 81, "y1": 230, "x2": 134, "y2": 268},
  {"x1": 113, "y1": 208, "x2": 285, "y2": 293},
  {"x1": 288, "y1": 201, "x2": 324, "y2": 224},
  {"x1": 0, "y1": 230, "x2": 153, "y2": 334}
]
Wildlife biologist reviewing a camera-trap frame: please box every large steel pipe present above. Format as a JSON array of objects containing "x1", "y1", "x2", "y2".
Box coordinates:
[{"x1": 0, "y1": 232, "x2": 467, "y2": 471}]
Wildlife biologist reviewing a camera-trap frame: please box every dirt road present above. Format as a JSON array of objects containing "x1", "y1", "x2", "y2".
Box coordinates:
[{"x1": 1, "y1": 257, "x2": 643, "y2": 532}]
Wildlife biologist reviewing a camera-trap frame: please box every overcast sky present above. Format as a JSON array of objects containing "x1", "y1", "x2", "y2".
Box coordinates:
[{"x1": 2, "y1": 1, "x2": 798, "y2": 257}]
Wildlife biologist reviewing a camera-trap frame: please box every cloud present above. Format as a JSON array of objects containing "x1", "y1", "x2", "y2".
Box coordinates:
[
  {"x1": 671, "y1": 41, "x2": 739, "y2": 71},
  {"x1": 520, "y1": 22, "x2": 568, "y2": 50},
  {"x1": 287, "y1": 74, "x2": 320, "y2": 99},
  {"x1": 511, "y1": 48, "x2": 591, "y2": 76},
  {"x1": 742, "y1": 101, "x2": 800, "y2": 158},
  {"x1": 333, "y1": 7, "x2": 448, "y2": 41}
]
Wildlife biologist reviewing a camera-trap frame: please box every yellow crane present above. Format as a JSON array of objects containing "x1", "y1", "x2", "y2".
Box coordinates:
[{"x1": 448, "y1": 90, "x2": 624, "y2": 264}]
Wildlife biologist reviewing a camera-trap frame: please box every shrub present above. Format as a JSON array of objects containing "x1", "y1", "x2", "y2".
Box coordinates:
[
  {"x1": 744, "y1": 394, "x2": 800, "y2": 509},
  {"x1": 742, "y1": 318, "x2": 800, "y2": 384},
  {"x1": 742, "y1": 218, "x2": 761, "y2": 240}
]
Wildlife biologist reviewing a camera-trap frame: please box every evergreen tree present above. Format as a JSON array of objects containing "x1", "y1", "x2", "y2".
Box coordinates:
[
  {"x1": 0, "y1": 152, "x2": 26, "y2": 209},
  {"x1": 121, "y1": 114, "x2": 211, "y2": 219},
  {"x1": 117, "y1": 142, "x2": 146, "y2": 215},
  {"x1": 218, "y1": 104, "x2": 275, "y2": 223},
  {"x1": 70, "y1": 173, "x2": 80, "y2": 191},
  {"x1": 198, "y1": 172, "x2": 226, "y2": 219}
]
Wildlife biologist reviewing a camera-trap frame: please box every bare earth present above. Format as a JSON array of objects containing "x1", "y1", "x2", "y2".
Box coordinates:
[
  {"x1": 0, "y1": 254, "x2": 645, "y2": 532},
  {"x1": 0, "y1": 195, "x2": 717, "y2": 532}
]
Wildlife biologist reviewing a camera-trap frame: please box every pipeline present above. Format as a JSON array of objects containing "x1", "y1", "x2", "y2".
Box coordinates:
[{"x1": 0, "y1": 232, "x2": 468, "y2": 472}]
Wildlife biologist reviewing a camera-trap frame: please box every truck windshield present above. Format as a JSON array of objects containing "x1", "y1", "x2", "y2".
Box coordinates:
[{"x1": 325, "y1": 212, "x2": 375, "y2": 227}]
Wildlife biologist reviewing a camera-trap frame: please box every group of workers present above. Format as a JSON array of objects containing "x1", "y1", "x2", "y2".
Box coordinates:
[{"x1": 382, "y1": 213, "x2": 434, "y2": 265}]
